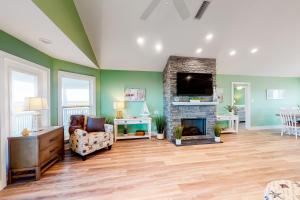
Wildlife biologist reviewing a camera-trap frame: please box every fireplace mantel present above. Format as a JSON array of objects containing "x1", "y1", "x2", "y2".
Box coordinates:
[{"x1": 172, "y1": 102, "x2": 218, "y2": 106}]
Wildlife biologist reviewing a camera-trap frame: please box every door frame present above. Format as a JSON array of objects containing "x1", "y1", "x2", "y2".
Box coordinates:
[
  {"x1": 0, "y1": 50, "x2": 50, "y2": 190},
  {"x1": 231, "y1": 82, "x2": 251, "y2": 129}
]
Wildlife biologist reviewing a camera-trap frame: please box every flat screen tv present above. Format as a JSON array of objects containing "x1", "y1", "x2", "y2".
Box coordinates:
[{"x1": 177, "y1": 72, "x2": 213, "y2": 96}]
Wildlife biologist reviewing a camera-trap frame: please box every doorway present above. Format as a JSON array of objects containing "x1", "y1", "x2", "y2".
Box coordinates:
[{"x1": 231, "y1": 82, "x2": 251, "y2": 129}]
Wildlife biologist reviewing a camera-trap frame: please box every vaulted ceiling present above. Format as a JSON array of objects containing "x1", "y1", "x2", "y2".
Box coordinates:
[{"x1": 1, "y1": 0, "x2": 300, "y2": 76}]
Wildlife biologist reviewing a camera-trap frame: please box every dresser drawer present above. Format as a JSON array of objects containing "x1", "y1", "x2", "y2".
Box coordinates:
[
  {"x1": 39, "y1": 129, "x2": 63, "y2": 151},
  {"x1": 39, "y1": 143, "x2": 62, "y2": 164}
]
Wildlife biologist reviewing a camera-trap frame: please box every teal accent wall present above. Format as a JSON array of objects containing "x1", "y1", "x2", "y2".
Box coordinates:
[
  {"x1": 100, "y1": 70, "x2": 163, "y2": 117},
  {"x1": 51, "y1": 59, "x2": 101, "y2": 125},
  {"x1": 32, "y1": 0, "x2": 98, "y2": 66},
  {"x1": 216, "y1": 75, "x2": 300, "y2": 127},
  {"x1": 0, "y1": 30, "x2": 52, "y2": 68},
  {"x1": 100, "y1": 70, "x2": 163, "y2": 133}
]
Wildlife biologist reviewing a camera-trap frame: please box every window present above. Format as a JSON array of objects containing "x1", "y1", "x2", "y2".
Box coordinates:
[
  {"x1": 58, "y1": 72, "x2": 96, "y2": 139},
  {"x1": 7, "y1": 59, "x2": 50, "y2": 136},
  {"x1": 10, "y1": 71, "x2": 37, "y2": 135}
]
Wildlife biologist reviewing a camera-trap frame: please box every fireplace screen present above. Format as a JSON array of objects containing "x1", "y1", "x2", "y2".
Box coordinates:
[{"x1": 181, "y1": 118, "x2": 206, "y2": 136}]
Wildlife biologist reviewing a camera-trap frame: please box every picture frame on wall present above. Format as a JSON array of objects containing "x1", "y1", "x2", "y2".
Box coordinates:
[
  {"x1": 124, "y1": 88, "x2": 145, "y2": 101},
  {"x1": 266, "y1": 89, "x2": 286, "y2": 100}
]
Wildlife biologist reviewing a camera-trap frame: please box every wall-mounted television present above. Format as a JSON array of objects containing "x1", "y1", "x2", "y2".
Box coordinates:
[{"x1": 177, "y1": 72, "x2": 213, "y2": 96}]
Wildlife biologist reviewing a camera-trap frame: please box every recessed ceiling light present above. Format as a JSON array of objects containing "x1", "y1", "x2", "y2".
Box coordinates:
[
  {"x1": 39, "y1": 37, "x2": 52, "y2": 44},
  {"x1": 136, "y1": 37, "x2": 145, "y2": 46},
  {"x1": 155, "y1": 43, "x2": 163, "y2": 52},
  {"x1": 251, "y1": 48, "x2": 258, "y2": 54},
  {"x1": 196, "y1": 48, "x2": 203, "y2": 54},
  {"x1": 205, "y1": 33, "x2": 214, "y2": 41},
  {"x1": 229, "y1": 50, "x2": 236, "y2": 56}
]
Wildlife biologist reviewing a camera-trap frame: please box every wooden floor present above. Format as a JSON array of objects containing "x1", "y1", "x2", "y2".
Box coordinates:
[{"x1": 1, "y1": 130, "x2": 300, "y2": 200}]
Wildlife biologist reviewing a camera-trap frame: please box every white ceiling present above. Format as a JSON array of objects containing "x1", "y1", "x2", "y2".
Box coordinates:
[
  {"x1": 75, "y1": 0, "x2": 300, "y2": 76},
  {"x1": 0, "y1": 0, "x2": 96, "y2": 68}
]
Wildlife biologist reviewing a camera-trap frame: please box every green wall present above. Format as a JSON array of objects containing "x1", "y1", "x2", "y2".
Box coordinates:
[
  {"x1": 0, "y1": 30, "x2": 52, "y2": 68},
  {"x1": 100, "y1": 70, "x2": 163, "y2": 117},
  {"x1": 216, "y1": 75, "x2": 300, "y2": 127},
  {"x1": 100, "y1": 70, "x2": 163, "y2": 133},
  {"x1": 51, "y1": 59, "x2": 101, "y2": 125}
]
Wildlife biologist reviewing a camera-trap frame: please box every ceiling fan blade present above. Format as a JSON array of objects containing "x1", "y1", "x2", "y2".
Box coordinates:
[
  {"x1": 140, "y1": 0, "x2": 162, "y2": 20},
  {"x1": 195, "y1": 0, "x2": 210, "y2": 20},
  {"x1": 173, "y1": 0, "x2": 190, "y2": 20}
]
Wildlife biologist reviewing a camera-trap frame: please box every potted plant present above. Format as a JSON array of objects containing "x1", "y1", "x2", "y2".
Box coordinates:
[
  {"x1": 155, "y1": 116, "x2": 165, "y2": 140},
  {"x1": 213, "y1": 124, "x2": 222, "y2": 143},
  {"x1": 175, "y1": 126, "x2": 183, "y2": 145},
  {"x1": 225, "y1": 105, "x2": 237, "y2": 115},
  {"x1": 105, "y1": 116, "x2": 114, "y2": 125}
]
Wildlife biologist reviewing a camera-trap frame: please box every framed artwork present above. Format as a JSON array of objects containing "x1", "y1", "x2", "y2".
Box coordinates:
[
  {"x1": 124, "y1": 88, "x2": 145, "y2": 101},
  {"x1": 266, "y1": 89, "x2": 286, "y2": 100}
]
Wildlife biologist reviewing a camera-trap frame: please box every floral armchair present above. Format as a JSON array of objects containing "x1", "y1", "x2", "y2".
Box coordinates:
[{"x1": 69, "y1": 115, "x2": 114, "y2": 160}]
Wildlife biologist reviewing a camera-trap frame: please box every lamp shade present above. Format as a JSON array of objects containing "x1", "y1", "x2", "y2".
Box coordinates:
[
  {"x1": 113, "y1": 101, "x2": 125, "y2": 110},
  {"x1": 24, "y1": 97, "x2": 48, "y2": 111}
]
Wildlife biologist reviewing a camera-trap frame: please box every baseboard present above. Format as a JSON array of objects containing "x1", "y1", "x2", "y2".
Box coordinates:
[{"x1": 248, "y1": 125, "x2": 281, "y2": 130}]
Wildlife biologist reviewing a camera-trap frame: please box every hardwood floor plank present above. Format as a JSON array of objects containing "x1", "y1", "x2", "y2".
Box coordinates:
[{"x1": 1, "y1": 130, "x2": 300, "y2": 200}]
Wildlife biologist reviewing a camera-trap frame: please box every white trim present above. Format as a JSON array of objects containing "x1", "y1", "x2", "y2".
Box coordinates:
[
  {"x1": 248, "y1": 125, "x2": 281, "y2": 130},
  {"x1": 57, "y1": 71, "x2": 96, "y2": 125},
  {"x1": 0, "y1": 53, "x2": 8, "y2": 190},
  {"x1": 231, "y1": 82, "x2": 251, "y2": 129},
  {"x1": 0, "y1": 50, "x2": 50, "y2": 190}
]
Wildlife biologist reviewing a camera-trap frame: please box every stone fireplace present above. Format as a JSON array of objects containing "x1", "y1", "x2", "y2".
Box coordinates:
[{"x1": 163, "y1": 56, "x2": 217, "y2": 141}]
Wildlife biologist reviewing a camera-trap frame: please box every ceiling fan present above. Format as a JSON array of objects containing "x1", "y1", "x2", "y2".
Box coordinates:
[{"x1": 140, "y1": 0, "x2": 211, "y2": 20}]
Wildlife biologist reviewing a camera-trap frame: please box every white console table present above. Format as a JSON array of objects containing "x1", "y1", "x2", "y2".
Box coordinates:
[
  {"x1": 114, "y1": 118, "x2": 152, "y2": 142},
  {"x1": 217, "y1": 115, "x2": 239, "y2": 133}
]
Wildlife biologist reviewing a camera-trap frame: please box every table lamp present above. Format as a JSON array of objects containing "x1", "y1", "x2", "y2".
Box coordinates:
[
  {"x1": 24, "y1": 97, "x2": 48, "y2": 132},
  {"x1": 113, "y1": 101, "x2": 125, "y2": 119}
]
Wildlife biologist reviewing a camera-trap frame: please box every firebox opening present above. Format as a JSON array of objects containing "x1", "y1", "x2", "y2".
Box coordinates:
[{"x1": 181, "y1": 118, "x2": 206, "y2": 136}]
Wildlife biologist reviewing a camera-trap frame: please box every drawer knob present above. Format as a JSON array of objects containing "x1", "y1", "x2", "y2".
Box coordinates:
[
  {"x1": 49, "y1": 138, "x2": 56, "y2": 143},
  {"x1": 49, "y1": 149, "x2": 55, "y2": 153}
]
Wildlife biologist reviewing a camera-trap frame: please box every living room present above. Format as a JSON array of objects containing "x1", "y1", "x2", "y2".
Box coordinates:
[{"x1": 1, "y1": 0, "x2": 300, "y2": 199}]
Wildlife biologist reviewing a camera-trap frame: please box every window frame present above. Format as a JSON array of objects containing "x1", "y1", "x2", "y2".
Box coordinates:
[{"x1": 57, "y1": 71, "x2": 96, "y2": 126}]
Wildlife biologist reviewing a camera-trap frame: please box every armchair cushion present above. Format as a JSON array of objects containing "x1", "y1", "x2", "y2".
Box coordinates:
[
  {"x1": 69, "y1": 115, "x2": 85, "y2": 134},
  {"x1": 86, "y1": 117, "x2": 105, "y2": 132}
]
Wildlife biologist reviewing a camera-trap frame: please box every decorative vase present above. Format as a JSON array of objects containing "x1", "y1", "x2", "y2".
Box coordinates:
[
  {"x1": 175, "y1": 139, "x2": 181, "y2": 145},
  {"x1": 215, "y1": 137, "x2": 221, "y2": 143},
  {"x1": 157, "y1": 133, "x2": 164, "y2": 140},
  {"x1": 21, "y1": 128, "x2": 30, "y2": 136}
]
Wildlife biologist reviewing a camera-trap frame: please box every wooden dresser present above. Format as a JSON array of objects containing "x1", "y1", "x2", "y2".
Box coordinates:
[{"x1": 8, "y1": 126, "x2": 64, "y2": 183}]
